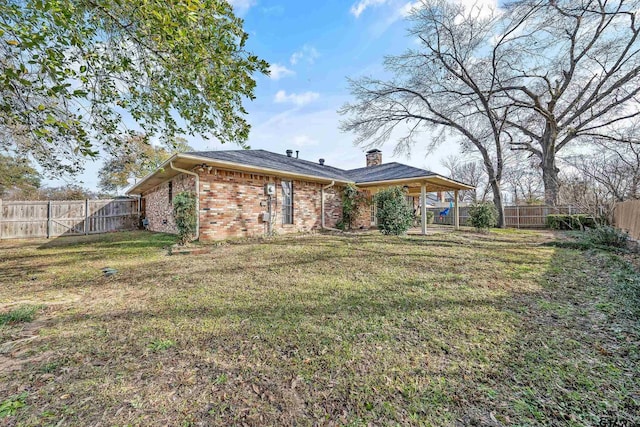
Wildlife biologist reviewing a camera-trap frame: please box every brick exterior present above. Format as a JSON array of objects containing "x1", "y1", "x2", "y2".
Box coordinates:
[
  {"x1": 142, "y1": 167, "x2": 348, "y2": 240},
  {"x1": 142, "y1": 174, "x2": 195, "y2": 234}
]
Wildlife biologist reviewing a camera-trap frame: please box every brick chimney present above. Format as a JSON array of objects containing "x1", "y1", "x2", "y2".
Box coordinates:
[{"x1": 366, "y1": 149, "x2": 382, "y2": 167}]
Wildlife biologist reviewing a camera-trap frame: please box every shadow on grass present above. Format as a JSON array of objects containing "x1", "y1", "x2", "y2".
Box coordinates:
[{"x1": 35, "y1": 231, "x2": 175, "y2": 250}]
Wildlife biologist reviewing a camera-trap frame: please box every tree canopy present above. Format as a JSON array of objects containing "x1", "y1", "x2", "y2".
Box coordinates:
[
  {"x1": 0, "y1": 153, "x2": 41, "y2": 198},
  {"x1": 98, "y1": 134, "x2": 192, "y2": 194},
  {"x1": 340, "y1": 0, "x2": 640, "y2": 206},
  {"x1": 0, "y1": 0, "x2": 268, "y2": 175}
]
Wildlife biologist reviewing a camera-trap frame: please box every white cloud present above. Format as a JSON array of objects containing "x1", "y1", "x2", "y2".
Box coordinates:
[
  {"x1": 360, "y1": 0, "x2": 498, "y2": 32},
  {"x1": 274, "y1": 90, "x2": 320, "y2": 107},
  {"x1": 290, "y1": 45, "x2": 320, "y2": 65},
  {"x1": 350, "y1": 0, "x2": 389, "y2": 18},
  {"x1": 268, "y1": 63, "x2": 295, "y2": 80},
  {"x1": 291, "y1": 135, "x2": 319, "y2": 147},
  {"x1": 399, "y1": 1, "x2": 421, "y2": 17},
  {"x1": 228, "y1": 0, "x2": 256, "y2": 15}
]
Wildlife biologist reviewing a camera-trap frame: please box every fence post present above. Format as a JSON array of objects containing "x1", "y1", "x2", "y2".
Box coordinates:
[
  {"x1": 0, "y1": 198, "x2": 3, "y2": 240},
  {"x1": 568, "y1": 205, "x2": 572, "y2": 215},
  {"x1": 516, "y1": 205, "x2": 520, "y2": 229},
  {"x1": 47, "y1": 201, "x2": 52, "y2": 239},
  {"x1": 85, "y1": 199, "x2": 89, "y2": 235}
]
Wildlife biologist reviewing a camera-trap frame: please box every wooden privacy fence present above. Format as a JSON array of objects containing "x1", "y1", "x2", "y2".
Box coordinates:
[
  {"x1": 0, "y1": 198, "x2": 140, "y2": 240},
  {"x1": 428, "y1": 205, "x2": 591, "y2": 228},
  {"x1": 613, "y1": 200, "x2": 640, "y2": 240}
]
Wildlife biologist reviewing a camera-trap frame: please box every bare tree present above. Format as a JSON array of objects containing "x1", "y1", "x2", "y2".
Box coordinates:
[
  {"x1": 565, "y1": 140, "x2": 640, "y2": 215},
  {"x1": 557, "y1": 172, "x2": 610, "y2": 219},
  {"x1": 340, "y1": 0, "x2": 511, "y2": 226},
  {"x1": 493, "y1": 0, "x2": 640, "y2": 205},
  {"x1": 501, "y1": 152, "x2": 544, "y2": 205},
  {"x1": 440, "y1": 154, "x2": 490, "y2": 202}
]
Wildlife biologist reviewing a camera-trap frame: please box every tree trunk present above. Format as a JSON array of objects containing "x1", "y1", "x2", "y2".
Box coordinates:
[
  {"x1": 490, "y1": 179, "x2": 505, "y2": 228},
  {"x1": 541, "y1": 155, "x2": 560, "y2": 206}
]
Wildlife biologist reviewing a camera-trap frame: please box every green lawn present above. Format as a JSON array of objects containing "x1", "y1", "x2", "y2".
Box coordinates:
[{"x1": 0, "y1": 229, "x2": 638, "y2": 426}]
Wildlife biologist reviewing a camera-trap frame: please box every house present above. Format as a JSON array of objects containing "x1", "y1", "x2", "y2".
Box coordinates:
[{"x1": 126, "y1": 149, "x2": 473, "y2": 240}]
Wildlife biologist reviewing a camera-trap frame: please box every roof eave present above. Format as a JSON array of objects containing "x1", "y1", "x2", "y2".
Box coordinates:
[
  {"x1": 126, "y1": 153, "x2": 353, "y2": 195},
  {"x1": 125, "y1": 153, "x2": 180, "y2": 195},
  {"x1": 356, "y1": 175, "x2": 475, "y2": 190}
]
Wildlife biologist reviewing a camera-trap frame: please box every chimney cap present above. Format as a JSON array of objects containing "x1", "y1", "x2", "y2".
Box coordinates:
[
  {"x1": 286, "y1": 149, "x2": 293, "y2": 157},
  {"x1": 366, "y1": 149, "x2": 382, "y2": 154},
  {"x1": 319, "y1": 158, "x2": 325, "y2": 165}
]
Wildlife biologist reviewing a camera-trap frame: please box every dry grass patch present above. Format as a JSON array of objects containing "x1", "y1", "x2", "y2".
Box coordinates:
[{"x1": 0, "y1": 229, "x2": 638, "y2": 426}]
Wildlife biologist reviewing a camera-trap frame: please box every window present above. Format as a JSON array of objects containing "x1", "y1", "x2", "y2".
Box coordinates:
[
  {"x1": 281, "y1": 180, "x2": 293, "y2": 224},
  {"x1": 370, "y1": 202, "x2": 377, "y2": 226},
  {"x1": 168, "y1": 181, "x2": 173, "y2": 204}
]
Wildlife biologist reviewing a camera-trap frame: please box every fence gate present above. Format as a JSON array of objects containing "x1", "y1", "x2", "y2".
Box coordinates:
[{"x1": 0, "y1": 199, "x2": 140, "y2": 240}]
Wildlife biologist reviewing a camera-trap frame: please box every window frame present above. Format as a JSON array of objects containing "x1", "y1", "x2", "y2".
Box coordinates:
[{"x1": 281, "y1": 180, "x2": 294, "y2": 225}]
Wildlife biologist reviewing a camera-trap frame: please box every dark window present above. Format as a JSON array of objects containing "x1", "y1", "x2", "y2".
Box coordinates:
[
  {"x1": 168, "y1": 181, "x2": 173, "y2": 204},
  {"x1": 281, "y1": 180, "x2": 293, "y2": 224}
]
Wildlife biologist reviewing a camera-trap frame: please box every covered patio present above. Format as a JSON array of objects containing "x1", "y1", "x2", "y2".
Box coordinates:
[{"x1": 356, "y1": 174, "x2": 475, "y2": 235}]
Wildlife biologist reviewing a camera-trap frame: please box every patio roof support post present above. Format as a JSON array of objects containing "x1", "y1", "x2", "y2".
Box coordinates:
[
  {"x1": 421, "y1": 183, "x2": 427, "y2": 235},
  {"x1": 454, "y1": 190, "x2": 460, "y2": 230}
]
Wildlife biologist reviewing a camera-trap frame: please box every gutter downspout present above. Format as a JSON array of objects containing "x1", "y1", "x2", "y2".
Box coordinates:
[
  {"x1": 169, "y1": 161, "x2": 200, "y2": 240},
  {"x1": 322, "y1": 181, "x2": 341, "y2": 231}
]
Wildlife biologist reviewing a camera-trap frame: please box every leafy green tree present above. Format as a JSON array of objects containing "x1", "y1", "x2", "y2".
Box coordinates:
[
  {"x1": 0, "y1": 0, "x2": 268, "y2": 176},
  {"x1": 0, "y1": 154, "x2": 41, "y2": 198},
  {"x1": 98, "y1": 135, "x2": 192, "y2": 194},
  {"x1": 37, "y1": 184, "x2": 96, "y2": 200},
  {"x1": 374, "y1": 187, "x2": 414, "y2": 235}
]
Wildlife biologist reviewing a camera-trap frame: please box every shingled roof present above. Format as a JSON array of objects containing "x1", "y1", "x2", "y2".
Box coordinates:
[
  {"x1": 186, "y1": 150, "x2": 441, "y2": 184},
  {"x1": 127, "y1": 149, "x2": 473, "y2": 195},
  {"x1": 186, "y1": 150, "x2": 352, "y2": 182},
  {"x1": 346, "y1": 162, "x2": 439, "y2": 183}
]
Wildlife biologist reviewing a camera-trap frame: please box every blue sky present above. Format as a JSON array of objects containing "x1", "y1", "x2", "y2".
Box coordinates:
[{"x1": 47, "y1": 0, "x2": 496, "y2": 191}]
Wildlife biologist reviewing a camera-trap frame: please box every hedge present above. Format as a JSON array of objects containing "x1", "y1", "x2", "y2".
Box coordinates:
[{"x1": 546, "y1": 214, "x2": 597, "y2": 230}]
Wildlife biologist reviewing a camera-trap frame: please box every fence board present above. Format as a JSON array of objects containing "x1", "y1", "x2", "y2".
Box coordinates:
[
  {"x1": 613, "y1": 200, "x2": 640, "y2": 240},
  {"x1": 427, "y1": 205, "x2": 589, "y2": 228},
  {"x1": 0, "y1": 198, "x2": 140, "y2": 240}
]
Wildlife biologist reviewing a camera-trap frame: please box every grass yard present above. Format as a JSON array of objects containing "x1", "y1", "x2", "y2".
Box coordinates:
[{"x1": 0, "y1": 229, "x2": 638, "y2": 426}]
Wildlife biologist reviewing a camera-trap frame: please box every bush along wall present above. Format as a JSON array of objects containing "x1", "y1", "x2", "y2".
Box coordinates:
[
  {"x1": 338, "y1": 184, "x2": 369, "y2": 230},
  {"x1": 546, "y1": 214, "x2": 597, "y2": 230},
  {"x1": 173, "y1": 191, "x2": 197, "y2": 244},
  {"x1": 374, "y1": 187, "x2": 414, "y2": 235}
]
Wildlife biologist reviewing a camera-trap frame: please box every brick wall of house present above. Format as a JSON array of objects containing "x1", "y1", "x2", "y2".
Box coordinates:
[
  {"x1": 199, "y1": 169, "x2": 344, "y2": 240},
  {"x1": 352, "y1": 190, "x2": 374, "y2": 229},
  {"x1": 323, "y1": 185, "x2": 342, "y2": 229},
  {"x1": 142, "y1": 174, "x2": 195, "y2": 234},
  {"x1": 141, "y1": 167, "x2": 373, "y2": 240}
]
